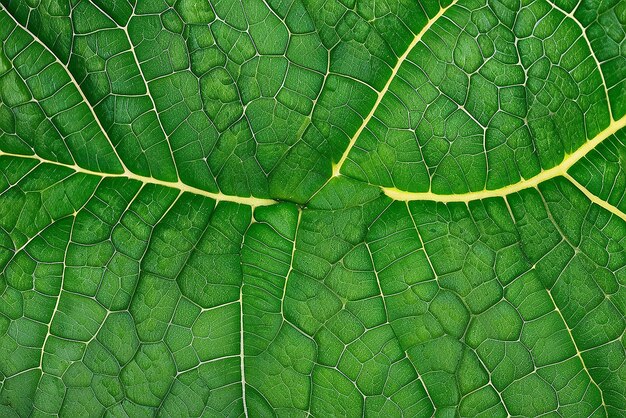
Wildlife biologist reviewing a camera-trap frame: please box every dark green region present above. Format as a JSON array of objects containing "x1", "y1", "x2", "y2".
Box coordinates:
[{"x1": 0, "y1": 0, "x2": 624, "y2": 416}]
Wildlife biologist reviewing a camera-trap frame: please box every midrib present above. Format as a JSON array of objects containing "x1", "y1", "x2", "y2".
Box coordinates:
[
  {"x1": 382, "y1": 113, "x2": 626, "y2": 208},
  {"x1": 0, "y1": 151, "x2": 278, "y2": 207},
  {"x1": 3, "y1": 111, "x2": 624, "y2": 210},
  {"x1": 1, "y1": 5, "x2": 276, "y2": 208}
]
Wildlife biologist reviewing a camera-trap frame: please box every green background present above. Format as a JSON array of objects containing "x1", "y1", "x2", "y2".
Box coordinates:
[{"x1": 0, "y1": 0, "x2": 624, "y2": 416}]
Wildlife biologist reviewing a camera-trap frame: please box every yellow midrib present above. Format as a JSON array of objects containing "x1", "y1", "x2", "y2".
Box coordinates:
[
  {"x1": 3, "y1": 110, "x2": 625, "y2": 211},
  {"x1": 0, "y1": 151, "x2": 278, "y2": 207},
  {"x1": 383, "y1": 114, "x2": 626, "y2": 210}
]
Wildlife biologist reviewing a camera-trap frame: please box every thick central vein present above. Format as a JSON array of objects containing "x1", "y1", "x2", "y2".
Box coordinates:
[
  {"x1": 331, "y1": 0, "x2": 459, "y2": 177},
  {"x1": 1, "y1": 151, "x2": 278, "y2": 207},
  {"x1": 383, "y1": 114, "x2": 626, "y2": 205}
]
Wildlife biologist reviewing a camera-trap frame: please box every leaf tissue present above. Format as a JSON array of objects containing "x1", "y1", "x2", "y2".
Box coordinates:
[{"x1": 0, "y1": 0, "x2": 624, "y2": 416}]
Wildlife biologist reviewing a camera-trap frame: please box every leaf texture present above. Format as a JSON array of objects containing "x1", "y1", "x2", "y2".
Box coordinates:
[{"x1": 0, "y1": 0, "x2": 625, "y2": 416}]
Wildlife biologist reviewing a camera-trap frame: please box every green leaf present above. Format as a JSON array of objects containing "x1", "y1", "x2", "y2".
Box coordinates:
[{"x1": 0, "y1": 0, "x2": 625, "y2": 416}]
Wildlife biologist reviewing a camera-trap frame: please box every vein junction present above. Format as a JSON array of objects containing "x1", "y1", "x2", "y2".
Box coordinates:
[{"x1": 1, "y1": 0, "x2": 624, "y2": 217}]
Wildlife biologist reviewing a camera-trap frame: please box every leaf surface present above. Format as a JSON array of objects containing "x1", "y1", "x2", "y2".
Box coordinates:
[{"x1": 0, "y1": 0, "x2": 625, "y2": 416}]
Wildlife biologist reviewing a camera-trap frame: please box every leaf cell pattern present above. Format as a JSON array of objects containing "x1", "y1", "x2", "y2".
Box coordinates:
[{"x1": 0, "y1": 0, "x2": 625, "y2": 416}]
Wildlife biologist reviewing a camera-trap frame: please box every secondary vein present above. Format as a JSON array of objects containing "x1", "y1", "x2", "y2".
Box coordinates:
[
  {"x1": 2, "y1": 7, "x2": 132, "y2": 176},
  {"x1": 331, "y1": 0, "x2": 460, "y2": 177}
]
